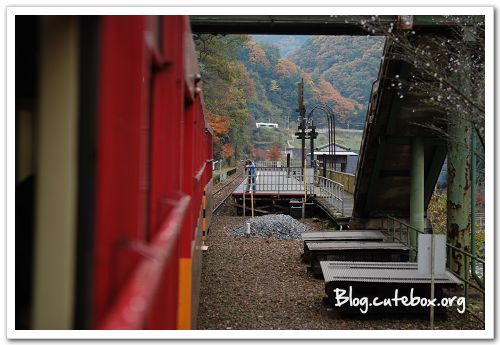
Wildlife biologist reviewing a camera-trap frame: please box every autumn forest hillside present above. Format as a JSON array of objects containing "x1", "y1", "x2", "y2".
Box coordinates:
[{"x1": 194, "y1": 34, "x2": 384, "y2": 164}]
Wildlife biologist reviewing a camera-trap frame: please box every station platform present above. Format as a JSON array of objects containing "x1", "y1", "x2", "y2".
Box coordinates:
[
  {"x1": 232, "y1": 168, "x2": 315, "y2": 197},
  {"x1": 231, "y1": 166, "x2": 353, "y2": 221}
]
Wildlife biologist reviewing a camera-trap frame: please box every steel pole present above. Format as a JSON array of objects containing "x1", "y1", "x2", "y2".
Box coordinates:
[
  {"x1": 328, "y1": 117, "x2": 332, "y2": 169},
  {"x1": 250, "y1": 189, "x2": 254, "y2": 219},
  {"x1": 243, "y1": 170, "x2": 246, "y2": 217},
  {"x1": 302, "y1": 157, "x2": 307, "y2": 219},
  {"x1": 310, "y1": 123, "x2": 315, "y2": 168},
  {"x1": 447, "y1": 41, "x2": 472, "y2": 278},
  {"x1": 333, "y1": 114, "x2": 336, "y2": 171},
  {"x1": 301, "y1": 117, "x2": 306, "y2": 176},
  {"x1": 470, "y1": 130, "x2": 483, "y2": 288},
  {"x1": 327, "y1": 116, "x2": 331, "y2": 172},
  {"x1": 447, "y1": 114, "x2": 471, "y2": 277},
  {"x1": 471, "y1": 129, "x2": 477, "y2": 267},
  {"x1": 410, "y1": 136, "x2": 424, "y2": 261}
]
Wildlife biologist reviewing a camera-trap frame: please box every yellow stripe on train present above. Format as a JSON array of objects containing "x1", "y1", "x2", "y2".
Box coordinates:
[{"x1": 177, "y1": 258, "x2": 192, "y2": 330}]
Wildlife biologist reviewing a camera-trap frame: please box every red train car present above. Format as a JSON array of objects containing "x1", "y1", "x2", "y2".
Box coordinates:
[{"x1": 15, "y1": 15, "x2": 213, "y2": 330}]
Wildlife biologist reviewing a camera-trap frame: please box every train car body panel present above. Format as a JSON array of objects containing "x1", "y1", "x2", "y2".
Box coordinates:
[
  {"x1": 15, "y1": 14, "x2": 212, "y2": 331},
  {"x1": 93, "y1": 15, "x2": 152, "y2": 328},
  {"x1": 93, "y1": 15, "x2": 212, "y2": 330}
]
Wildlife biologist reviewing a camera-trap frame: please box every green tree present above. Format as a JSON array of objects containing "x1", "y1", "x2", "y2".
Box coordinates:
[{"x1": 194, "y1": 34, "x2": 253, "y2": 161}]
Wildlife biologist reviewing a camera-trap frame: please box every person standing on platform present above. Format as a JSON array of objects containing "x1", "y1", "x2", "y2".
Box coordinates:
[{"x1": 245, "y1": 159, "x2": 257, "y2": 192}]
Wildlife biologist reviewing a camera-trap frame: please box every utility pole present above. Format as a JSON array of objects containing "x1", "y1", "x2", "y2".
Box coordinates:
[
  {"x1": 296, "y1": 80, "x2": 306, "y2": 171},
  {"x1": 294, "y1": 81, "x2": 320, "y2": 216},
  {"x1": 309, "y1": 120, "x2": 318, "y2": 168},
  {"x1": 295, "y1": 79, "x2": 307, "y2": 219}
]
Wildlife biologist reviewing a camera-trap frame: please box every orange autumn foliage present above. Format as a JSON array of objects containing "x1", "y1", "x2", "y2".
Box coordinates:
[
  {"x1": 240, "y1": 67, "x2": 256, "y2": 99},
  {"x1": 221, "y1": 143, "x2": 235, "y2": 158},
  {"x1": 207, "y1": 112, "x2": 230, "y2": 137},
  {"x1": 251, "y1": 147, "x2": 267, "y2": 160},
  {"x1": 245, "y1": 40, "x2": 270, "y2": 68},
  {"x1": 276, "y1": 59, "x2": 299, "y2": 77},
  {"x1": 267, "y1": 144, "x2": 282, "y2": 161},
  {"x1": 316, "y1": 79, "x2": 356, "y2": 122}
]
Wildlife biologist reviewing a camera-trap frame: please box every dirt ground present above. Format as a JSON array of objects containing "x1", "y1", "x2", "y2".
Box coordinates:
[{"x1": 197, "y1": 213, "x2": 484, "y2": 330}]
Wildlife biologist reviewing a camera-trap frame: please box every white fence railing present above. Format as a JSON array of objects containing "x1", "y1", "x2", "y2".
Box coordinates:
[
  {"x1": 254, "y1": 160, "x2": 284, "y2": 168},
  {"x1": 316, "y1": 176, "x2": 344, "y2": 215},
  {"x1": 243, "y1": 166, "x2": 314, "y2": 193},
  {"x1": 243, "y1": 163, "x2": 344, "y2": 215},
  {"x1": 253, "y1": 159, "x2": 303, "y2": 168}
]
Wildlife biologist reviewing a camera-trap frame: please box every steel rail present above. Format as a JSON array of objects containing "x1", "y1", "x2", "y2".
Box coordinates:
[
  {"x1": 213, "y1": 171, "x2": 244, "y2": 212},
  {"x1": 212, "y1": 169, "x2": 243, "y2": 196}
]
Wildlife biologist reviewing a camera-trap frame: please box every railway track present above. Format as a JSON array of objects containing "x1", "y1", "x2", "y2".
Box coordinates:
[{"x1": 213, "y1": 167, "x2": 244, "y2": 212}]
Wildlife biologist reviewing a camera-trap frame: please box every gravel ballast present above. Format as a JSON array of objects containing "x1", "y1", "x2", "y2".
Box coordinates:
[
  {"x1": 197, "y1": 213, "x2": 484, "y2": 330},
  {"x1": 233, "y1": 214, "x2": 311, "y2": 240}
]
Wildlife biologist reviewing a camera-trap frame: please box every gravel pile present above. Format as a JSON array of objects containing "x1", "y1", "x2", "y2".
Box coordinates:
[{"x1": 233, "y1": 214, "x2": 311, "y2": 240}]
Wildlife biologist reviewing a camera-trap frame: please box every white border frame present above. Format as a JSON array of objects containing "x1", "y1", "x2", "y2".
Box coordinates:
[{"x1": 4, "y1": 5, "x2": 495, "y2": 340}]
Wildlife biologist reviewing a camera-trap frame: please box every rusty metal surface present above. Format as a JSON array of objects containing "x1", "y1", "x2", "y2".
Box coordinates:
[
  {"x1": 301, "y1": 231, "x2": 385, "y2": 241},
  {"x1": 320, "y1": 261, "x2": 462, "y2": 285}
]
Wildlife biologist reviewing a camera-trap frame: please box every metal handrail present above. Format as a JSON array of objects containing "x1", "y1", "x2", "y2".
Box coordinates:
[
  {"x1": 446, "y1": 243, "x2": 485, "y2": 289},
  {"x1": 384, "y1": 215, "x2": 485, "y2": 323},
  {"x1": 385, "y1": 215, "x2": 425, "y2": 258},
  {"x1": 446, "y1": 243, "x2": 485, "y2": 324},
  {"x1": 254, "y1": 160, "x2": 285, "y2": 168},
  {"x1": 315, "y1": 175, "x2": 344, "y2": 215},
  {"x1": 244, "y1": 165, "x2": 346, "y2": 216}
]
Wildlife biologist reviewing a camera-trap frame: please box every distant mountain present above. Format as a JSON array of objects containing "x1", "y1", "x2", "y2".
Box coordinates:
[
  {"x1": 251, "y1": 35, "x2": 311, "y2": 57},
  {"x1": 290, "y1": 36, "x2": 385, "y2": 115},
  {"x1": 236, "y1": 35, "x2": 384, "y2": 128},
  {"x1": 236, "y1": 37, "x2": 360, "y2": 129},
  {"x1": 195, "y1": 33, "x2": 384, "y2": 160}
]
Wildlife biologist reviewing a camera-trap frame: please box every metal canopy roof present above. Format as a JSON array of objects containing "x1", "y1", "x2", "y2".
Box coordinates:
[
  {"x1": 351, "y1": 36, "x2": 448, "y2": 225},
  {"x1": 190, "y1": 15, "x2": 462, "y2": 35},
  {"x1": 309, "y1": 151, "x2": 358, "y2": 156}
]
